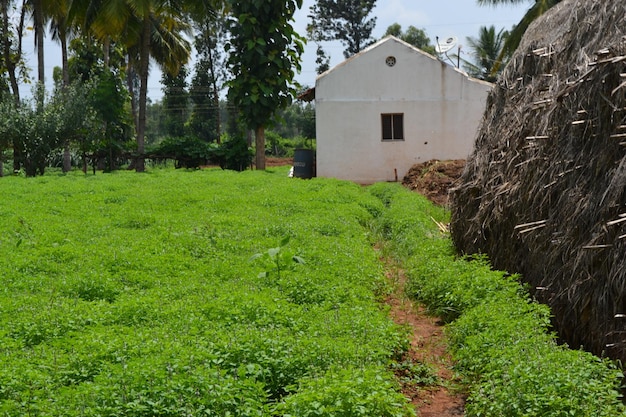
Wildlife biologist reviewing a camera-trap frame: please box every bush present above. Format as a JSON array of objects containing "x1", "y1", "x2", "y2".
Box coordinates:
[
  {"x1": 149, "y1": 136, "x2": 215, "y2": 168},
  {"x1": 212, "y1": 135, "x2": 253, "y2": 171},
  {"x1": 274, "y1": 367, "x2": 415, "y2": 417}
]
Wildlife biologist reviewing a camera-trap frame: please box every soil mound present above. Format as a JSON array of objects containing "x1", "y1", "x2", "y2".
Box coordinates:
[{"x1": 402, "y1": 160, "x2": 465, "y2": 207}]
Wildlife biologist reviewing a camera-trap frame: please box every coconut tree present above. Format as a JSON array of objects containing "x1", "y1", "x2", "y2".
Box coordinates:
[
  {"x1": 461, "y1": 25, "x2": 509, "y2": 82},
  {"x1": 45, "y1": 0, "x2": 77, "y2": 171},
  {"x1": 477, "y1": 0, "x2": 562, "y2": 71},
  {"x1": 46, "y1": 0, "x2": 73, "y2": 87},
  {"x1": 30, "y1": 0, "x2": 45, "y2": 85},
  {"x1": 70, "y1": 0, "x2": 192, "y2": 172}
]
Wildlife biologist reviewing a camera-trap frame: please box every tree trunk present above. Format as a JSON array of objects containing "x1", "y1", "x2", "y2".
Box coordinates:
[
  {"x1": 255, "y1": 126, "x2": 266, "y2": 170},
  {"x1": 1, "y1": 0, "x2": 21, "y2": 104},
  {"x1": 207, "y1": 43, "x2": 221, "y2": 143},
  {"x1": 34, "y1": 0, "x2": 44, "y2": 84},
  {"x1": 61, "y1": 31, "x2": 72, "y2": 173},
  {"x1": 2, "y1": 0, "x2": 25, "y2": 172},
  {"x1": 136, "y1": 15, "x2": 152, "y2": 173}
]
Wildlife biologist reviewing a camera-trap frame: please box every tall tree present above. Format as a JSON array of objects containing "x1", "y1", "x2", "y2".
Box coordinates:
[
  {"x1": 161, "y1": 64, "x2": 188, "y2": 138},
  {"x1": 308, "y1": 0, "x2": 377, "y2": 59},
  {"x1": 460, "y1": 25, "x2": 509, "y2": 82},
  {"x1": 29, "y1": 0, "x2": 45, "y2": 85},
  {"x1": 45, "y1": 0, "x2": 75, "y2": 171},
  {"x1": 227, "y1": 0, "x2": 304, "y2": 170},
  {"x1": 188, "y1": 4, "x2": 227, "y2": 143},
  {"x1": 46, "y1": 0, "x2": 73, "y2": 87},
  {"x1": 70, "y1": 0, "x2": 191, "y2": 172},
  {"x1": 477, "y1": 0, "x2": 561, "y2": 71},
  {"x1": 1, "y1": 0, "x2": 26, "y2": 104},
  {"x1": 306, "y1": 22, "x2": 329, "y2": 74},
  {"x1": 1, "y1": 0, "x2": 28, "y2": 172},
  {"x1": 384, "y1": 23, "x2": 435, "y2": 55}
]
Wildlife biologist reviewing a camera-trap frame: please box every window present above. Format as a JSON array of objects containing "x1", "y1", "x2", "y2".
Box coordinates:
[{"x1": 381, "y1": 113, "x2": 404, "y2": 141}]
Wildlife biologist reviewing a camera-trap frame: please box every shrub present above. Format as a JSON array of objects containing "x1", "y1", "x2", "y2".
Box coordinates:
[
  {"x1": 274, "y1": 366, "x2": 415, "y2": 417},
  {"x1": 212, "y1": 135, "x2": 253, "y2": 171},
  {"x1": 149, "y1": 136, "x2": 215, "y2": 168}
]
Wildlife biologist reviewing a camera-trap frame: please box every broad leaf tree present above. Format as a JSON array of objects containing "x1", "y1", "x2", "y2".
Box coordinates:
[
  {"x1": 227, "y1": 0, "x2": 304, "y2": 170},
  {"x1": 308, "y1": 0, "x2": 377, "y2": 59},
  {"x1": 384, "y1": 23, "x2": 435, "y2": 55}
]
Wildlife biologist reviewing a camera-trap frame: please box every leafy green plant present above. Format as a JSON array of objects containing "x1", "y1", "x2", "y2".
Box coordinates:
[
  {"x1": 390, "y1": 359, "x2": 440, "y2": 388},
  {"x1": 0, "y1": 169, "x2": 409, "y2": 416},
  {"x1": 250, "y1": 236, "x2": 305, "y2": 280},
  {"x1": 149, "y1": 136, "x2": 216, "y2": 169},
  {"x1": 274, "y1": 366, "x2": 415, "y2": 417},
  {"x1": 211, "y1": 134, "x2": 253, "y2": 171}
]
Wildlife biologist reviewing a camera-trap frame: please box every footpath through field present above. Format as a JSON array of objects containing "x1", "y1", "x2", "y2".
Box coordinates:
[{"x1": 382, "y1": 256, "x2": 465, "y2": 416}]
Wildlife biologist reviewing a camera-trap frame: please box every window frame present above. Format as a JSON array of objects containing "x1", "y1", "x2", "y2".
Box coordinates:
[{"x1": 381, "y1": 113, "x2": 404, "y2": 141}]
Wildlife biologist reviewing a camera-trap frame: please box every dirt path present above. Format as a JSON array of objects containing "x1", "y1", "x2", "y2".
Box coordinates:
[{"x1": 384, "y1": 262, "x2": 465, "y2": 416}]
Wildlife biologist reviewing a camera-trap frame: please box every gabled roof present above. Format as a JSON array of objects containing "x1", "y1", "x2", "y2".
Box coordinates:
[
  {"x1": 317, "y1": 35, "x2": 475, "y2": 81},
  {"x1": 296, "y1": 35, "x2": 491, "y2": 102}
]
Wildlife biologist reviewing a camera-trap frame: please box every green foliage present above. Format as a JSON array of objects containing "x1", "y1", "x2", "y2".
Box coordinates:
[
  {"x1": 384, "y1": 23, "x2": 435, "y2": 55},
  {"x1": 308, "y1": 0, "x2": 378, "y2": 59},
  {"x1": 149, "y1": 136, "x2": 216, "y2": 168},
  {"x1": 0, "y1": 168, "x2": 409, "y2": 416},
  {"x1": 265, "y1": 130, "x2": 313, "y2": 157},
  {"x1": 368, "y1": 182, "x2": 626, "y2": 417},
  {"x1": 161, "y1": 65, "x2": 189, "y2": 138},
  {"x1": 0, "y1": 84, "x2": 105, "y2": 176},
  {"x1": 250, "y1": 236, "x2": 305, "y2": 280},
  {"x1": 275, "y1": 367, "x2": 415, "y2": 417},
  {"x1": 226, "y1": 0, "x2": 304, "y2": 131},
  {"x1": 212, "y1": 134, "x2": 253, "y2": 171},
  {"x1": 459, "y1": 25, "x2": 509, "y2": 82}
]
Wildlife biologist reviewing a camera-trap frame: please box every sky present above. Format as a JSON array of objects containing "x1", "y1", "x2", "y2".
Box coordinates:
[{"x1": 21, "y1": 0, "x2": 531, "y2": 101}]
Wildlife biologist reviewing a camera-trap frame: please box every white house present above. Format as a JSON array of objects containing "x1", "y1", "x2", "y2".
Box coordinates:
[{"x1": 309, "y1": 36, "x2": 492, "y2": 184}]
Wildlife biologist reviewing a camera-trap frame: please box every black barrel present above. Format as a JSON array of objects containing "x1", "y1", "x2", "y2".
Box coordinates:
[{"x1": 293, "y1": 148, "x2": 315, "y2": 179}]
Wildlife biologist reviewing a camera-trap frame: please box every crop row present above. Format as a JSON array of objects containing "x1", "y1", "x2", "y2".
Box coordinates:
[
  {"x1": 0, "y1": 168, "x2": 414, "y2": 416},
  {"x1": 368, "y1": 182, "x2": 626, "y2": 417}
]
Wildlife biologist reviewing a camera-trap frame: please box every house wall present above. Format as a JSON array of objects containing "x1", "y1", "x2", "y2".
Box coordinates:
[{"x1": 315, "y1": 37, "x2": 492, "y2": 183}]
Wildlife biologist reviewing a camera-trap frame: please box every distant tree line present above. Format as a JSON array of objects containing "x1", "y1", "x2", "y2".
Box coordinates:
[{"x1": 0, "y1": 0, "x2": 557, "y2": 176}]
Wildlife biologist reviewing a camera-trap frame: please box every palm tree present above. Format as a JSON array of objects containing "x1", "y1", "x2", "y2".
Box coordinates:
[
  {"x1": 70, "y1": 0, "x2": 192, "y2": 172},
  {"x1": 46, "y1": 0, "x2": 73, "y2": 87},
  {"x1": 30, "y1": 0, "x2": 45, "y2": 85},
  {"x1": 44, "y1": 0, "x2": 76, "y2": 171},
  {"x1": 477, "y1": 0, "x2": 562, "y2": 71},
  {"x1": 461, "y1": 25, "x2": 509, "y2": 82}
]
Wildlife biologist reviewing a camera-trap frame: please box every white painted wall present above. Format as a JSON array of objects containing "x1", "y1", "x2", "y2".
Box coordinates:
[{"x1": 314, "y1": 36, "x2": 492, "y2": 183}]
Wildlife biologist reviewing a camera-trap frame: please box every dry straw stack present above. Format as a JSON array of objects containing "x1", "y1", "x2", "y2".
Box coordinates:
[{"x1": 450, "y1": 0, "x2": 626, "y2": 362}]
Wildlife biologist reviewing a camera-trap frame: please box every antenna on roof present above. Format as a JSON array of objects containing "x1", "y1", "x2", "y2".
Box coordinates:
[
  {"x1": 435, "y1": 36, "x2": 460, "y2": 67},
  {"x1": 435, "y1": 36, "x2": 457, "y2": 54}
]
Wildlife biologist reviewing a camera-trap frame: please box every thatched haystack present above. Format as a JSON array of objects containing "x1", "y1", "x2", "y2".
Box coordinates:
[{"x1": 450, "y1": 0, "x2": 626, "y2": 362}]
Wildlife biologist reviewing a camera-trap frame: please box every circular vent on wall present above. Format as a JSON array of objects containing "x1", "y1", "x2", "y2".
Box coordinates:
[{"x1": 385, "y1": 56, "x2": 396, "y2": 67}]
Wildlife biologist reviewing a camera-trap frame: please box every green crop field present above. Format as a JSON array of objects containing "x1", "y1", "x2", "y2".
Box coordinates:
[
  {"x1": 0, "y1": 167, "x2": 416, "y2": 416},
  {"x1": 1, "y1": 167, "x2": 624, "y2": 417}
]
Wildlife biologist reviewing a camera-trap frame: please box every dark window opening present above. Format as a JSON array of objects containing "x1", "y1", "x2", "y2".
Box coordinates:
[{"x1": 381, "y1": 113, "x2": 404, "y2": 141}]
